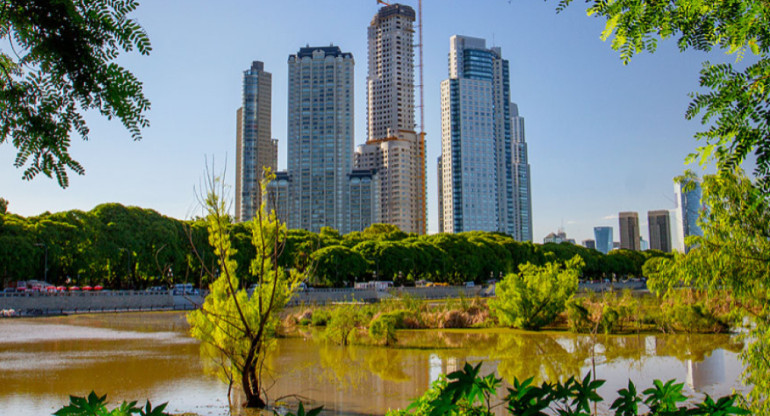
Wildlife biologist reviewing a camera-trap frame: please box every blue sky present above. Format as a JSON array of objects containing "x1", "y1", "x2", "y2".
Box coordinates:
[{"x1": 0, "y1": 0, "x2": 748, "y2": 243}]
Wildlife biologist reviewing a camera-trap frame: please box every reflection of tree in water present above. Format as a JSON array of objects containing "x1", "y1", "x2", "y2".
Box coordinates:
[
  {"x1": 364, "y1": 348, "x2": 411, "y2": 382},
  {"x1": 653, "y1": 334, "x2": 742, "y2": 362},
  {"x1": 316, "y1": 343, "x2": 412, "y2": 388},
  {"x1": 468, "y1": 332, "x2": 593, "y2": 384},
  {"x1": 599, "y1": 334, "x2": 646, "y2": 364}
]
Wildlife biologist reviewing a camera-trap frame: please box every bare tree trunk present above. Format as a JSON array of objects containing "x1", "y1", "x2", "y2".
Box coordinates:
[{"x1": 241, "y1": 340, "x2": 266, "y2": 408}]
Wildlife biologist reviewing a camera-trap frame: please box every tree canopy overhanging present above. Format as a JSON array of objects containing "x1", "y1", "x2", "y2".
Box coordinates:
[
  {"x1": 0, "y1": 0, "x2": 151, "y2": 187},
  {"x1": 560, "y1": 0, "x2": 770, "y2": 193}
]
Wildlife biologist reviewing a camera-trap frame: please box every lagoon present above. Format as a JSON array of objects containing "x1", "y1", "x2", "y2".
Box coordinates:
[{"x1": 0, "y1": 312, "x2": 747, "y2": 415}]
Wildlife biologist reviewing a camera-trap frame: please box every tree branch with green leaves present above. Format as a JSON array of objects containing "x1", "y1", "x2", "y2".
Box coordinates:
[{"x1": 0, "y1": 0, "x2": 151, "y2": 187}]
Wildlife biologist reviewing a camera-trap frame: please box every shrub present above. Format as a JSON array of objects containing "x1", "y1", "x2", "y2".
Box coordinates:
[
  {"x1": 311, "y1": 309, "x2": 331, "y2": 326},
  {"x1": 489, "y1": 256, "x2": 583, "y2": 330},
  {"x1": 369, "y1": 314, "x2": 397, "y2": 346}
]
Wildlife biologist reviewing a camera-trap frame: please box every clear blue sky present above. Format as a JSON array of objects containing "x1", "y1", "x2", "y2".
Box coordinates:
[{"x1": 0, "y1": 0, "x2": 749, "y2": 243}]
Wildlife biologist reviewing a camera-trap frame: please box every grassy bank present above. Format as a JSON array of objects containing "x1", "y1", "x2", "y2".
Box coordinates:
[{"x1": 281, "y1": 289, "x2": 738, "y2": 346}]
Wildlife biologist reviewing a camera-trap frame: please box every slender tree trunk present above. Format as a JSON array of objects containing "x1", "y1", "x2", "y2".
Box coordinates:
[{"x1": 241, "y1": 340, "x2": 266, "y2": 408}]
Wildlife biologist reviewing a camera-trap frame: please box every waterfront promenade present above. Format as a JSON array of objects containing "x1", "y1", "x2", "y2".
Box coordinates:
[{"x1": 0, "y1": 280, "x2": 646, "y2": 317}]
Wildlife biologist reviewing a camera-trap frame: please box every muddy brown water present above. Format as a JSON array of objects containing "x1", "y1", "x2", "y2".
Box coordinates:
[{"x1": 0, "y1": 312, "x2": 748, "y2": 415}]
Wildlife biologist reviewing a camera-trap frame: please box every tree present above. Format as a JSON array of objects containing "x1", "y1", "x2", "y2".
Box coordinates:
[
  {"x1": 1, "y1": 0, "x2": 151, "y2": 187},
  {"x1": 647, "y1": 169, "x2": 769, "y2": 412},
  {"x1": 560, "y1": 0, "x2": 770, "y2": 193},
  {"x1": 310, "y1": 245, "x2": 367, "y2": 287},
  {"x1": 187, "y1": 169, "x2": 304, "y2": 408},
  {"x1": 0, "y1": 198, "x2": 7, "y2": 214},
  {"x1": 489, "y1": 256, "x2": 583, "y2": 330}
]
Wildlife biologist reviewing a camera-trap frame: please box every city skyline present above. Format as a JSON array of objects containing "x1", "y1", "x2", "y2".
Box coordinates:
[{"x1": 0, "y1": 0, "x2": 751, "y2": 243}]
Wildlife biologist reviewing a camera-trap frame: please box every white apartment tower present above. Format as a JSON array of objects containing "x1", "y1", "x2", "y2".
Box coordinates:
[
  {"x1": 440, "y1": 35, "x2": 529, "y2": 237},
  {"x1": 355, "y1": 4, "x2": 426, "y2": 234},
  {"x1": 236, "y1": 61, "x2": 277, "y2": 222},
  {"x1": 287, "y1": 46, "x2": 354, "y2": 233}
]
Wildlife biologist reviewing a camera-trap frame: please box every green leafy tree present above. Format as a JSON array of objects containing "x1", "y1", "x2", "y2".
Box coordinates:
[
  {"x1": 310, "y1": 245, "x2": 367, "y2": 287},
  {"x1": 187, "y1": 170, "x2": 304, "y2": 408},
  {"x1": 559, "y1": 0, "x2": 770, "y2": 193},
  {"x1": 1, "y1": 0, "x2": 152, "y2": 187},
  {"x1": 325, "y1": 303, "x2": 360, "y2": 346},
  {"x1": 490, "y1": 256, "x2": 583, "y2": 330},
  {"x1": 647, "y1": 169, "x2": 770, "y2": 412},
  {"x1": 0, "y1": 198, "x2": 7, "y2": 214}
]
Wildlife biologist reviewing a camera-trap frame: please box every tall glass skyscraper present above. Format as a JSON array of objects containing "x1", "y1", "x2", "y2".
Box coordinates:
[
  {"x1": 439, "y1": 35, "x2": 529, "y2": 238},
  {"x1": 594, "y1": 226, "x2": 614, "y2": 254},
  {"x1": 511, "y1": 103, "x2": 532, "y2": 241},
  {"x1": 236, "y1": 61, "x2": 277, "y2": 222},
  {"x1": 287, "y1": 46, "x2": 354, "y2": 233},
  {"x1": 672, "y1": 176, "x2": 703, "y2": 253}
]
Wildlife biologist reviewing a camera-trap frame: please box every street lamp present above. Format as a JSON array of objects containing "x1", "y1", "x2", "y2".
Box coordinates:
[{"x1": 33, "y1": 243, "x2": 48, "y2": 282}]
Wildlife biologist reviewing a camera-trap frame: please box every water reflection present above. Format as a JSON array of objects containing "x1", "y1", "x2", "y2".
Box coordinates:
[{"x1": 0, "y1": 313, "x2": 748, "y2": 416}]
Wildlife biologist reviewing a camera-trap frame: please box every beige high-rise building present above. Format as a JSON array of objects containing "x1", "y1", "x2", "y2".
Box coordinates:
[
  {"x1": 619, "y1": 211, "x2": 641, "y2": 251},
  {"x1": 355, "y1": 4, "x2": 426, "y2": 234},
  {"x1": 648, "y1": 210, "x2": 672, "y2": 252},
  {"x1": 236, "y1": 61, "x2": 277, "y2": 222}
]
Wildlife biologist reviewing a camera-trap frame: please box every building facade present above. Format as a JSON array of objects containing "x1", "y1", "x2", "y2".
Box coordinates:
[
  {"x1": 348, "y1": 169, "x2": 380, "y2": 232},
  {"x1": 511, "y1": 103, "x2": 532, "y2": 241},
  {"x1": 672, "y1": 176, "x2": 703, "y2": 253},
  {"x1": 594, "y1": 226, "x2": 613, "y2": 254},
  {"x1": 266, "y1": 171, "x2": 291, "y2": 224},
  {"x1": 286, "y1": 45, "x2": 354, "y2": 233},
  {"x1": 619, "y1": 211, "x2": 641, "y2": 251},
  {"x1": 236, "y1": 61, "x2": 277, "y2": 222},
  {"x1": 648, "y1": 210, "x2": 672, "y2": 252},
  {"x1": 439, "y1": 35, "x2": 524, "y2": 237},
  {"x1": 355, "y1": 4, "x2": 426, "y2": 234}
]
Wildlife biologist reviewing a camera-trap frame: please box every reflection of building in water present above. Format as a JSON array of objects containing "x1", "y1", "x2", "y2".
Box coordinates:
[
  {"x1": 687, "y1": 349, "x2": 725, "y2": 390},
  {"x1": 645, "y1": 336, "x2": 658, "y2": 356}
]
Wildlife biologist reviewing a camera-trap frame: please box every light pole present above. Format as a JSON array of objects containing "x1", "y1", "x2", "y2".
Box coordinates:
[{"x1": 34, "y1": 243, "x2": 48, "y2": 282}]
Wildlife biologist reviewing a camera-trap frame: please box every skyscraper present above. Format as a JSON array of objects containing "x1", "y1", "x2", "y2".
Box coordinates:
[
  {"x1": 672, "y1": 176, "x2": 703, "y2": 253},
  {"x1": 286, "y1": 45, "x2": 354, "y2": 233},
  {"x1": 619, "y1": 211, "x2": 641, "y2": 251},
  {"x1": 648, "y1": 210, "x2": 672, "y2": 252},
  {"x1": 236, "y1": 61, "x2": 277, "y2": 222},
  {"x1": 355, "y1": 3, "x2": 426, "y2": 234},
  {"x1": 594, "y1": 226, "x2": 613, "y2": 254},
  {"x1": 511, "y1": 103, "x2": 532, "y2": 241},
  {"x1": 439, "y1": 35, "x2": 522, "y2": 236}
]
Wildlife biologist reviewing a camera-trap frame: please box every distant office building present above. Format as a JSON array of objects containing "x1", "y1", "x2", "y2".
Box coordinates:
[
  {"x1": 672, "y1": 176, "x2": 703, "y2": 253},
  {"x1": 619, "y1": 212, "x2": 641, "y2": 251},
  {"x1": 439, "y1": 35, "x2": 521, "y2": 236},
  {"x1": 511, "y1": 103, "x2": 532, "y2": 241},
  {"x1": 613, "y1": 242, "x2": 621, "y2": 250},
  {"x1": 355, "y1": 3, "x2": 426, "y2": 234},
  {"x1": 594, "y1": 226, "x2": 613, "y2": 254},
  {"x1": 640, "y1": 237, "x2": 649, "y2": 251},
  {"x1": 582, "y1": 239, "x2": 596, "y2": 250},
  {"x1": 544, "y1": 229, "x2": 573, "y2": 244},
  {"x1": 348, "y1": 169, "x2": 380, "y2": 232},
  {"x1": 648, "y1": 210, "x2": 672, "y2": 252},
  {"x1": 287, "y1": 45, "x2": 354, "y2": 233}
]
